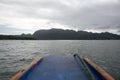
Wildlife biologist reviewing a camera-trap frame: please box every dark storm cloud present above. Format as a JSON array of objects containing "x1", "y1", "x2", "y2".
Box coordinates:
[{"x1": 0, "y1": 0, "x2": 120, "y2": 34}]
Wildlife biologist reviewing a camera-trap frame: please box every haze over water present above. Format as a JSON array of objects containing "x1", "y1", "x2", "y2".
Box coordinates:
[{"x1": 0, "y1": 40, "x2": 120, "y2": 80}]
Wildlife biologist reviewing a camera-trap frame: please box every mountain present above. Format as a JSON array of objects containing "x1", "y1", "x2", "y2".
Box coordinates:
[{"x1": 33, "y1": 28, "x2": 120, "y2": 40}]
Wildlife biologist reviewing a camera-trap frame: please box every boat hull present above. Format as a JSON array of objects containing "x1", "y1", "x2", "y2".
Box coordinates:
[{"x1": 11, "y1": 55, "x2": 114, "y2": 80}]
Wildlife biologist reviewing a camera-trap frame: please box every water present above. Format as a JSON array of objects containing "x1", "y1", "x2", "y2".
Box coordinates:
[{"x1": 0, "y1": 40, "x2": 120, "y2": 80}]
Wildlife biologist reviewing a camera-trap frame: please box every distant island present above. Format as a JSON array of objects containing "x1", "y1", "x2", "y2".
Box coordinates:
[
  {"x1": 0, "y1": 34, "x2": 35, "y2": 40},
  {"x1": 33, "y1": 28, "x2": 120, "y2": 40},
  {"x1": 0, "y1": 28, "x2": 120, "y2": 40}
]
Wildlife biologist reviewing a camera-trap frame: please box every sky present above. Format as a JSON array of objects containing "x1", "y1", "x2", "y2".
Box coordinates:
[{"x1": 0, "y1": 0, "x2": 120, "y2": 35}]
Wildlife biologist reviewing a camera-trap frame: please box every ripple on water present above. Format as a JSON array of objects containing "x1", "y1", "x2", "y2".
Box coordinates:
[{"x1": 0, "y1": 40, "x2": 120, "y2": 80}]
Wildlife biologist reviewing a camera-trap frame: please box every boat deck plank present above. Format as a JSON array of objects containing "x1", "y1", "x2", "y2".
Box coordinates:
[{"x1": 20, "y1": 55, "x2": 91, "y2": 80}]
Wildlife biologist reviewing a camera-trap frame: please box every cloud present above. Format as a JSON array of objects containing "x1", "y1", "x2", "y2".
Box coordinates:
[
  {"x1": 0, "y1": 24, "x2": 34, "y2": 34},
  {"x1": 0, "y1": 0, "x2": 120, "y2": 34}
]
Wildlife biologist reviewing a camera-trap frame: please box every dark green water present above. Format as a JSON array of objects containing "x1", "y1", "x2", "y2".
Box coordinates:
[{"x1": 0, "y1": 40, "x2": 120, "y2": 80}]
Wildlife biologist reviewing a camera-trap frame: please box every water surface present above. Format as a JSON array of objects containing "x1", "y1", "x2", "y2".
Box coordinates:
[{"x1": 0, "y1": 40, "x2": 120, "y2": 80}]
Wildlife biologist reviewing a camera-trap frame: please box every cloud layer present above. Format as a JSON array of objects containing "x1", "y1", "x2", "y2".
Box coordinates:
[{"x1": 0, "y1": 0, "x2": 120, "y2": 34}]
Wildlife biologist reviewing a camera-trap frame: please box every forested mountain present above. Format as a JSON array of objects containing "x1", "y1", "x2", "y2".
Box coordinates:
[
  {"x1": 1, "y1": 28, "x2": 120, "y2": 40},
  {"x1": 33, "y1": 28, "x2": 120, "y2": 40}
]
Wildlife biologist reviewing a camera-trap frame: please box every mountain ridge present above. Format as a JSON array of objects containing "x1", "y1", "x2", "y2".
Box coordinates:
[
  {"x1": 33, "y1": 28, "x2": 120, "y2": 40},
  {"x1": 0, "y1": 28, "x2": 120, "y2": 40}
]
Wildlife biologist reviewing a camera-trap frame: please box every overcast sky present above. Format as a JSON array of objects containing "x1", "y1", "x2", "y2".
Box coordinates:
[{"x1": 0, "y1": 0, "x2": 120, "y2": 34}]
